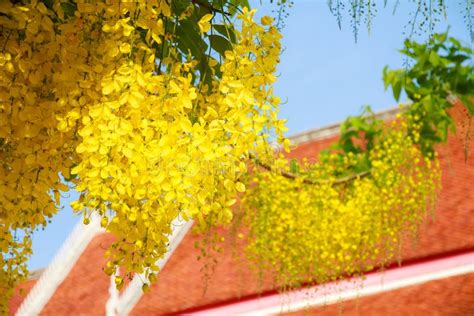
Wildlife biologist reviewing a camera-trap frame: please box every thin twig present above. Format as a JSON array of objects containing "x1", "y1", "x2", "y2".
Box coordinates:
[
  {"x1": 191, "y1": 0, "x2": 230, "y2": 15},
  {"x1": 250, "y1": 154, "x2": 370, "y2": 185}
]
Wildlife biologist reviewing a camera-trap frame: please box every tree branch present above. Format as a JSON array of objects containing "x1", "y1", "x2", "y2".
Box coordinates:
[
  {"x1": 191, "y1": 0, "x2": 230, "y2": 16},
  {"x1": 250, "y1": 154, "x2": 370, "y2": 185}
]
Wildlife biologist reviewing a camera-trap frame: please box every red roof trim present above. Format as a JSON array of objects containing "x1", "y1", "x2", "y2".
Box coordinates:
[{"x1": 175, "y1": 247, "x2": 474, "y2": 315}]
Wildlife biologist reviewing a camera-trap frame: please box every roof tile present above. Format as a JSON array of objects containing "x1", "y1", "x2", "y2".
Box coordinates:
[{"x1": 12, "y1": 105, "x2": 474, "y2": 314}]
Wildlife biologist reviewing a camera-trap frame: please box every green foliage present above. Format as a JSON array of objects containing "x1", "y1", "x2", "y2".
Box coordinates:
[
  {"x1": 325, "y1": 106, "x2": 382, "y2": 175},
  {"x1": 276, "y1": 32, "x2": 472, "y2": 187},
  {"x1": 42, "y1": 0, "x2": 248, "y2": 87},
  {"x1": 2, "y1": 1, "x2": 472, "y2": 310},
  {"x1": 239, "y1": 32, "x2": 473, "y2": 294},
  {"x1": 384, "y1": 32, "x2": 474, "y2": 156},
  {"x1": 316, "y1": 32, "x2": 473, "y2": 179},
  {"x1": 243, "y1": 123, "x2": 440, "y2": 289}
]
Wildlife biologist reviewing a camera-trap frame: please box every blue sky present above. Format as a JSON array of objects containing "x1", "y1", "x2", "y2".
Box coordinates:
[{"x1": 27, "y1": 1, "x2": 472, "y2": 270}]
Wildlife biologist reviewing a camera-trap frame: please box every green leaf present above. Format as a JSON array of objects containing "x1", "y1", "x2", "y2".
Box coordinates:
[
  {"x1": 448, "y1": 37, "x2": 461, "y2": 48},
  {"x1": 209, "y1": 34, "x2": 232, "y2": 57},
  {"x1": 213, "y1": 24, "x2": 237, "y2": 43},
  {"x1": 461, "y1": 95, "x2": 474, "y2": 115},
  {"x1": 350, "y1": 117, "x2": 363, "y2": 130},
  {"x1": 435, "y1": 32, "x2": 447, "y2": 43},
  {"x1": 43, "y1": 0, "x2": 55, "y2": 9},
  {"x1": 61, "y1": 2, "x2": 77, "y2": 18},
  {"x1": 392, "y1": 80, "x2": 402, "y2": 101},
  {"x1": 382, "y1": 66, "x2": 391, "y2": 89},
  {"x1": 290, "y1": 159, "x2": 300, "y2": 174},
  {"x1": 176, "y1": 19, "x2": 207, "y2": 59},
  {"x1": 428, "y1": 51, "x2": 440, "y2": 66},
  {"x1": 229, "y1": 0, "x2": 250, "y2": 15},
  {"x1": 197, "y1": 58, "x2": 213, "y2": 86}
]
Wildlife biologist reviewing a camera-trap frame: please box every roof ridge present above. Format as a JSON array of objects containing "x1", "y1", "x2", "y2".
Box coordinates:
[
  {"x1": 27, "y1": 268, "x2": 45, "y2": 281},
  {"x1": 289, "y1": 106, "x2": 402, "y2": 145},
  {"x1": 111, "y1": 217, "x2": 194, "y2": 316},
  {"x1": 185, "y1": 250, "x2": 474, "y2": 315},
  {"x1": 16, "y1": 213, "x2": 104, "y2": 316}
]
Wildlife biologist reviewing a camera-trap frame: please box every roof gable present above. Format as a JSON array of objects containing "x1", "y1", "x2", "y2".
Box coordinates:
[{"x1": 13, "y1": 105, "x2": 474, "y2": 315}]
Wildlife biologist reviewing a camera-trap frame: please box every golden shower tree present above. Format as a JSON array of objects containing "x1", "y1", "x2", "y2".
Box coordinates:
[{"x1": 0, "y1": 0, "x2": 472, "y2": 312}]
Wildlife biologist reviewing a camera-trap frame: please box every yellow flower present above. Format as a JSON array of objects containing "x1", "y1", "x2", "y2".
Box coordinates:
[
  {"x1": 261, "y1": 16, "x2": 273, "y2": 25},
  {"x1": 198, "y1": 14, "x2": 213, "y2": 33},
  {"x1": 0, "y1": 3, "x2": 287, "y2": 312}
]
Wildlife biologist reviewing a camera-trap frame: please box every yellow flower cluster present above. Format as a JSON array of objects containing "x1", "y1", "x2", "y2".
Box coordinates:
[
  {"x1": 241, "y1": 119, "x2": 440, "y2": 289},
  {"x1": 0, "y1": 0, "x2": 284, "y2": 307}
]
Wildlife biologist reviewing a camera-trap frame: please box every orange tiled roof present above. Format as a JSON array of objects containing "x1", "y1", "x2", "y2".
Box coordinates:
[
  {"x1": 40, "y1": 233, "x2": 115, "y2": 315},
  {"x1": 286, "y1": 273, "x2": 474, "y2": 316},
  {"x1": 132, "y1": 108, "x2": 474, "y2": 315},
  {"x1": 11, "y1": 105, "x2": 474, "y2": 315},
  {"x1": 9, "y1": 279, "x2": 37, "y2": 315}
]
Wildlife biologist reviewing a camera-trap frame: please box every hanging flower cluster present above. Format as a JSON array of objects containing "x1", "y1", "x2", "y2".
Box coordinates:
[
  {"x1": 0, "y1": 0, "x2": 284, "y2": 308},
  {"x1": 0, "y1": 0, "x2": 467, "y2": 312},
  {"x1": 238, "y1": 29, "x2": 473, "y2": 289},
  {"x1": 241, "y1": 117, "x2": 440, "y2": 289}
]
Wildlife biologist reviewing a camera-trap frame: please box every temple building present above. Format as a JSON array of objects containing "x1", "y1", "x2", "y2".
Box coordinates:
[{"x1": 10, "y1": 107, "x2": 474, "y2": 315}]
